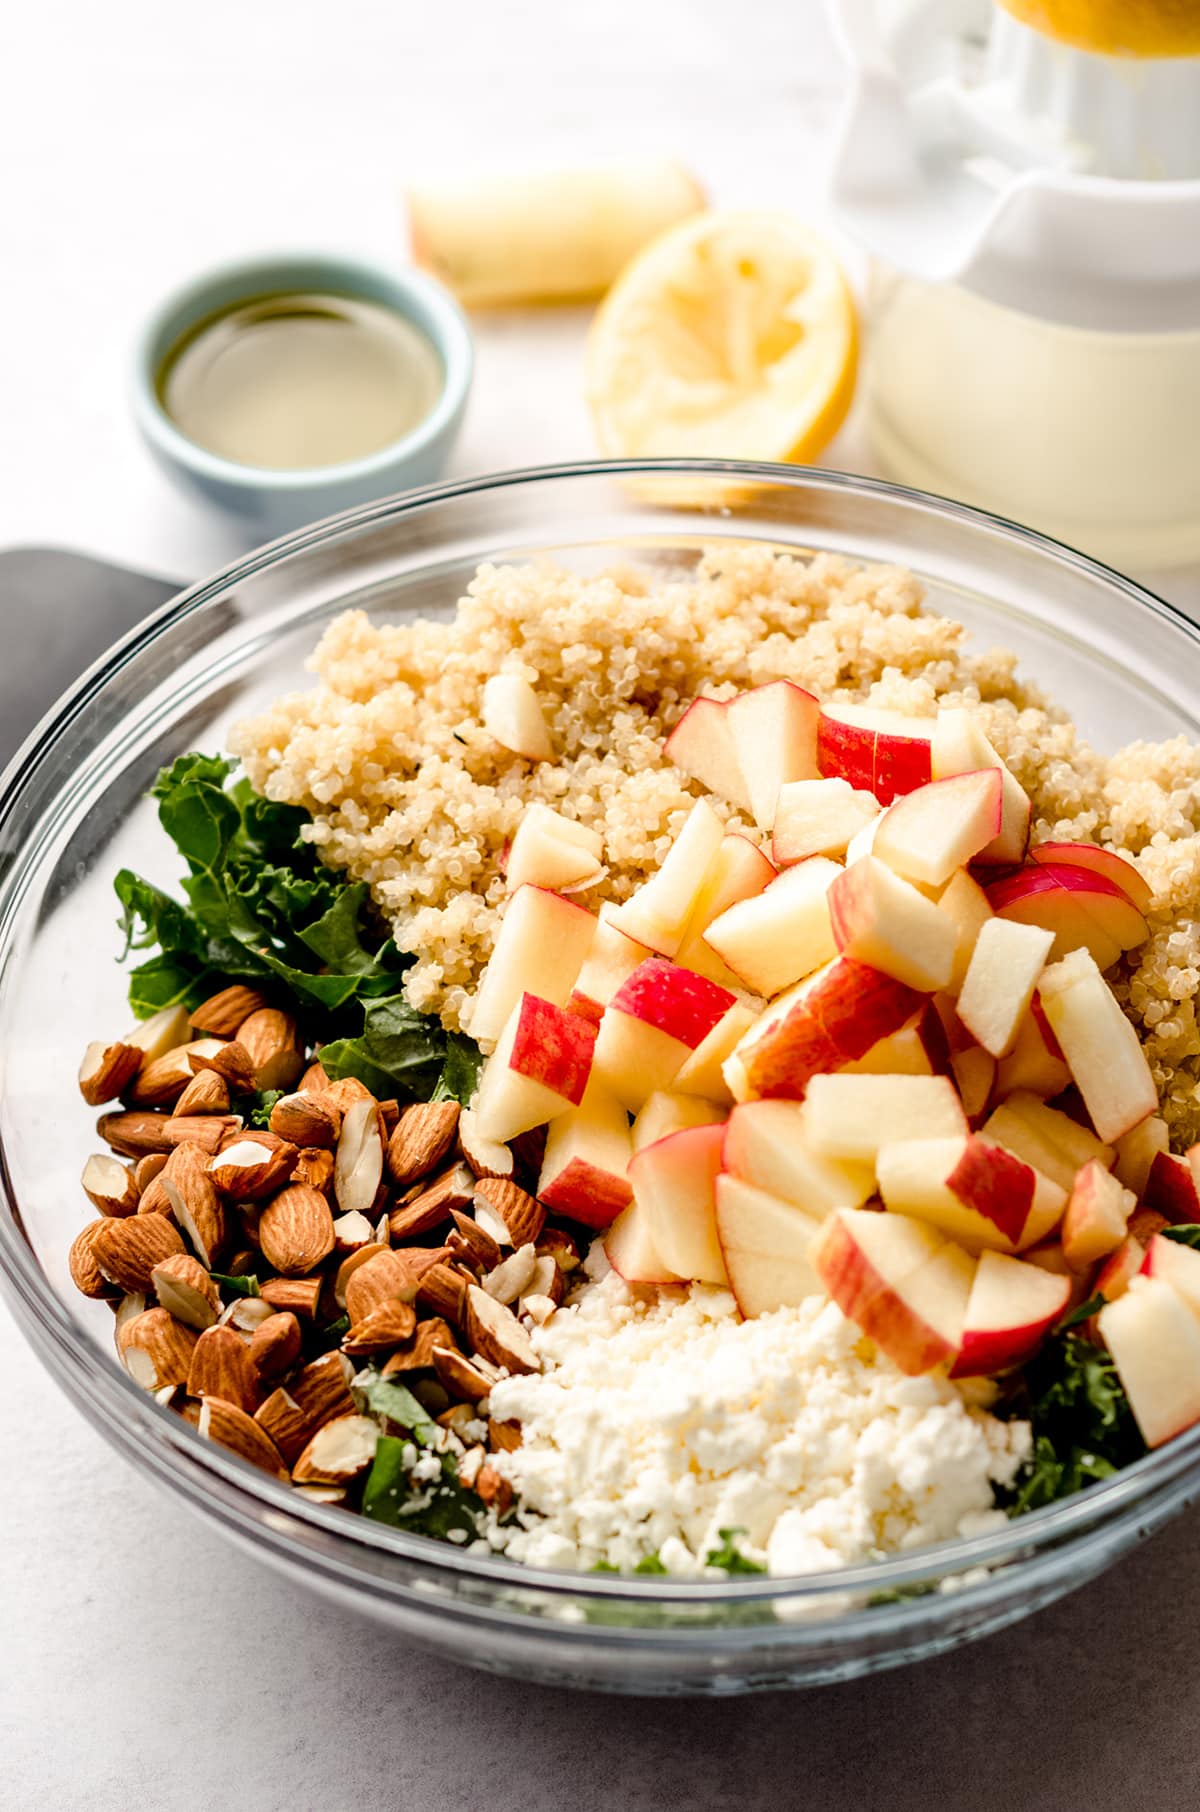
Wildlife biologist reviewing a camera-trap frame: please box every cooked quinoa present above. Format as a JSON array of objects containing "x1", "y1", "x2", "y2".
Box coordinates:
[{"x1": 230, "y1": 546, "x2": 1200, "y2": 1147}]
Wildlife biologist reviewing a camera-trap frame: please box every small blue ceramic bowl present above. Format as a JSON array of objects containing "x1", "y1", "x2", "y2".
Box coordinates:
[{"x1": 133, "y1": 251, "x2": 473, "y2": 538}]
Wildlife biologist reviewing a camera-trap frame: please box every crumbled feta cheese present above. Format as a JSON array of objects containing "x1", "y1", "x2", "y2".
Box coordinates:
[{"x1": 484, "y1": 1253, "x2": 1030, "y2": 1578}]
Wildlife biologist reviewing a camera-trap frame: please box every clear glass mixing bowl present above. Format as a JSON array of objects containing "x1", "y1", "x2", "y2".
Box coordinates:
[{"x1": 3, "y1": 461, "x2": 1200, "y2": 1695}]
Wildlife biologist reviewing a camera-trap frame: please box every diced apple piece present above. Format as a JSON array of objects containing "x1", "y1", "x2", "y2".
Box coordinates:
[
  {"x1": 930, "y1": 707, "x2": 1031, "y2": 865},
  {"x1": 631, "y1": 1089, "x2": 727, "y2": 1152},
  {"x1": 1141, "y1": 1232, "x2": 1200, "y2": 1319},
  {"x1": 985, "y1": 864, "x2": 1147, "y2": 972},
  {"x1": 876, "y1": 1135, "x2": 1066, "y2": 1253},
  {"x1": 1098, "y1": 1277, "x2": 1200, "y2": 1447},
  {"x1": 704, "y1": 858, "x2": 839, "y2": 998},
  {"x1": 1061, "y1": 1159, "x2": 1135, "y2": 1270},
  {"x1": 567, "y1": 906, "x2": 653, "y2": 1023},
  {"x1": 829, "y1": 856, "x2": 956, "y2": 992},
  {"x1": 505, "y1": 803, "x2": 603, "y2": 894},
  {"x1": 937, "y1": 868, "x2": 994, "y2": 997},
  {"x1": 723, "y1": 1099, "x2": 875, "y2": 1216},
  {"x1": 817, "y1": 704, "x2": 934, "y2": 805},
  {"x1": 678, "y1": 834, "x2": 776, "y2": 942},
  {"x1": 956, "y1": 919, "x2": 1055, "y2": 1060},
  {"x1": 482, "y1": 672, "x2": 553, "y2": 761},
  {"x1": 672, "y1": 1002, "x2": 759, "y2": 1104},
  {"x1": 811, "y1": 1207, "x2": 971, "y2": 1375},
  {"x1": 949, "y1": 1250, "x2": 1071, "y2": 1378},
  {"x1": 804, "y1": 1072, "x2": 967, "y2": 1162},
  {"x1": 1144, "y1": 1150, "x2": 1200, "y2": 1224},
  {"x1": 842, "y1": 1003, "x2": 949, "y2": 1078},
  {"x1": 472, "y1": 994, "x2": 597, "y2": 1144},
  {"x1": 724, "y1": 958, "x2": 921, "y2": 1103},
  {"x1": 592, "y1": 959, "x2": 735, "y2": 1112},
  {"x1": 664, "y1": 696, "x2": 753, "y2": 815},
  {"x1": 1029, "y1": 841, "x2": 1153, "y2": 915},
  {"x1": 470, "y1": 885, "x2": 596, "y2": 1046},
  {"x1": 1003, "y1": 1091, "x2": 1116, "y2": 1174},
  {"x1": 725, "y1": 680, "x2": 820, "y2": 830},
  {"x1": 950, "y1": 1046, "x2": 996, "y2": 1125},
  {"x1": 1113, "y1": 1114, "x2": 1170, "y2": 1195},
  {"x1": 979, "y1": 1100, "x2": 1096, "y2": 1196},
  {"x1": 872, "y1": 770, "x2": 1003, "y2": 890},
  {"x1": 537, "y1": 1079, "x2": 634, "y2": 1230},
  {"x1": 1093, "y1": 1234, "x2": 1146, "y2": 1307},
  {"x1": 714, "y1": 1174, "x2": 825, "y2": 1315},
  {"x1": 996, "y1": 1002, "x2": 1072, "y2": 1100},
  {"x1": 608, "y1": 800, "x2": 725, "y2": 958},
  {"x1": 845, "y1": 811, "x2": 884, "y2": 867},
  {"x1": 772, "y1": 778, "x2": 879, "y2": 866},
  {"x1": 1037, "y1": 949, "x2": 1158, "y2": 1143},
  {"x1": 604, "y1": 1200, "x2": 683, "y2": 1286},
  {"x1": 630, "y1": 1123, "x2": 728, "y2": 1285}
]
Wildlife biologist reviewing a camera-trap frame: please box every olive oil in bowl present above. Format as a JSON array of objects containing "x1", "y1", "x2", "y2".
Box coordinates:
[{"x1": 156, "y1": 291, "x2": 445, "y2": 471}]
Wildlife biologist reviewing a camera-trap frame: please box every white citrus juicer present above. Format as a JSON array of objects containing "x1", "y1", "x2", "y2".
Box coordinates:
[{"x1": 826, "y1": 0, "x2": 1200, "y2": 571}]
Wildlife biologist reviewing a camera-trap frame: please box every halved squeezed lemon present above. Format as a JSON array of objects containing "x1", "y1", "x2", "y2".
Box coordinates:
[
  {"x1": 997, "y1": 0, "x2": 1200, "y2": 57},
  {"x1": 586, "y1": 211, "x2": 858, "y2": 466}
]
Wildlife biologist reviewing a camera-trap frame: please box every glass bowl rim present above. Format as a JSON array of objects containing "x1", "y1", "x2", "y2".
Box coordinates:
[{"x1": 4, "y1": 454, "x2": 1200, "y2": 1613}]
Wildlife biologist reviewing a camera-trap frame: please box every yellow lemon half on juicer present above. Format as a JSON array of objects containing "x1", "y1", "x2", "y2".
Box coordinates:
[
  {"x1": 586, "y1": 211, "x2": 858, "y2": 469},
  {"x1": 997, "y1": 0, "x2": 1200, "y2": 57}
]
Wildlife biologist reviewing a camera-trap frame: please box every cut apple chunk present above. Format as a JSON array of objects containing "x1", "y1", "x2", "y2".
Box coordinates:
[
  {"x1": 985, "y1": 863, "x2": 1147, "y2": 973},
  {"x1": 1037, "y1": 948, "x2": 1159, "y2": 1143},
  {"x1": 677, "y1": 834, "x2": 776, "y2": 943},
  {"x1": 630, "y1": 1123, "x2": 728, "y2": 1285},
  {"x1": 872, "y1": 770, "x2": 1003, "y2": 889},
  {"x1": 811, "y1": 1207, "x2": 971, "y2": 1375},
  {"x1": 537, "y1": 1079, "x2": 634, "y2": 1230},
  {"x1": 981, "y1": 1092, "x2": 1113, "y2": 1195},
  {"x1": 470, "y1": 885, "x2": 596, "y2": 1046},
  {"x1": 842, "y1": 1003, "x2": 949, "y2": 1079},
  {"x1": 803, "y1": 1072, "x2": 967, "y2": 1163},
  {"x1": 472, "y1": 994, "x2": 597, "y2": 1143},
  {"x1": 1029, "y1": 841, "x2": 1153, "y2": 915},
  {"x1": 608, "y1": 800, "x2": 726, "y2": 958},
  {"x1": 568, "y1": 906, "x2": 653, "y2": 1023},
  {"x1": 592, "y1": 959, "x2": 736, "y2": 1113},
  {"x1": 714, "y1": 1174, "x2": 825, "y2": 1315},
  {"x1": 876, "y1": 1135, "x2": 1066, "y2": 1253},
  {"x1": 937, "y1": 868, "x2": 994, "y2": 997},
  {"x1": 481, "y1": 672, "x2": 553, "y2": 761},
  {"x1": 1061, "y1": 1158, "x2": 1135, "y2": 1270},
  {"x1": 949, "y1": 1250, "x2": 1070, "y2": 1378},
  {"x1": 828, "y1": 856, "x2": 956, "y2": 992},
  {"x1": 1098, "y1": 1277, "x2": 1200, "y2": 1448},
  {"x1": 505, "y1": 803, "x2": 604, "y2": 894},
  {"x1": 664, "y1": 696, "x2": 753, "y2": 815},
  {"x1": 956, "y1": 918, "x2": 1055, "y2": 1059},
  {"x1": 631, "y1": 1089, "x2": 727, "y2": 1152},
  {"x1": 605, "y1": 1200, "x2": 683, "y2": 1286},
  {"x1": 703, "y1": 858, "x2": 840, "y2": 998},
  {"x1": 930, "y1": 707, "x2": 1031, "y2": 865},
  {"x1": 995, "y1": 1000, "x2": 1072, "y2": 1100},
  {"x1": 1113, "y1": 1114, "x2": 1170, "y2": 1195},
  {"x1": 723, "y1": 1099, "x2": 875, "y2": 1216},
  {"x1": 725, "y1": 958, "x2": 921, "y2": 1103},
  {"x1": 817, "y1": 704, "x2": 934, "y2": 805},
  {"x1": 725, "y1": 680, "x2": 820, "y2": 830},
  {"x1": 950, "y1": 1045, "x2": 996, "y2": 1125},
  {"x1": 672, "y1": 1002, "x2": 760, "y2": 1103},
  {"x1": 1144, "y1": 1150, "x2": 1200, "y2": 1223},
  {"x1": 1141, "y1": 1232, "x2": 1200, "y2": 1319},
  {"x1": 772, "y1": 778, "x2": 879, "y2": 866},
  {"x1": 1092, "y1": 1234, "x2": 1146, "y2": 1308}
]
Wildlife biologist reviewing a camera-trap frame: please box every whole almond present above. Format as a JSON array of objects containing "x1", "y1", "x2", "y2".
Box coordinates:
[
  {"x1": 190, "y1": 985, "x2": 270, "y2": 1038},
  {"x1": 81, "y1": 1153, "x2": 140, "y2": 1218},
  {"x1": 292, "y1": 1146, "x2": 335, "y2": 1194},
  {"x1": 161, "y1": 1142, "x2": 228, "y2": 1267},
  {"x1": 379, "y1": 1317, "x2": 456, "y2": 1374},
  {"x1": 189, "y1": 1040, "x2": 257, "y2": 1095},
  {"x1": 151, "y1": 1253, "x2": 220, "y2": 1329},
  {"x1": 78, "y1": 1039, "x2": 143, "y2": 1107},
  {"x1": 343, "y1": 1247, "x2": 446, "y2": 1323},
  {"x1": 238, "y1": 1008, "x2": 304, "y2": 1092},
  {"x1": 258, "y1": 1185, "x2": 335, "y2": 1277},
  {"x1": 269, "y1": 1091, "x2": 341, "y2": 1149},
  {"x1": 98, "y1": 1111, "x2": 176, "y2": 1159},
  {"x1": 473, "y1": 1177, "x2": 545, "y2": 1248},
  {"x1": 172, "y1": 1069, "x2": 231, "y2": 1117},
  {"x1": 120, "y1": 1308, "x2": 198, "y2": 1391},
  {"x1": 417, "y1": 1262, "x2": 469, "y2": 1327},
  {"x1": 292, "y1": 1414, "x2": 378, "y2": 1485},
  {"x1": 389, "y1": 1161, "x2": 476, "y2": 1242},
  {"x1": 342, "y1": 1299, "x2": 418, "y2": 1356},
  {"x1": 248, "y1": 1311, "x2": 302, "y2": 1380},
  {"x1": 209, "y1": 1137, "x2": 296, "y2": 1200},
  {"x1": 259, "y1": 1276, "x2": 323, "y2": 1320},
  {"x1": 464, "y1": 1284, "x2": 539, "y2": 1375},
  {"x1": 92, "y1": 1214, "x2": 185, "y2": 1293},
  {"x1": 334, "y1": 1098, "x2": 384, "y2": 1218},
  {"x1": 255, "y1": 1352, "x2": 356, "y2": 1464},
  {"x1": 199, "y1": 1397, "x2": 288, "y2": 1478},
  {"x1": 387, "y1": 1100, "x2": 460, "y2": 1188},
  {"x1": 69, "y1": 1221, "x2": 120, "y2": 1299},
  {"x1": 187, "y1": 1324, "x2": 260, "y2": 1414}
]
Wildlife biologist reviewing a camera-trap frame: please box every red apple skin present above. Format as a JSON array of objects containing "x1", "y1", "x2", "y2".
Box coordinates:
[
  {"x1": 509, "y1": 995, "x2": 597, "y2": 1104},
  {"x1": 1144, "y1": 1150, "x2": 1200, "y2": 1224},
  {"x1": 949, "y1": 1280, "x2": 1070, "y2": 1377},
  {"x1": 609, "y1": 958, "x2": 735, "y2": 1048},
  {"x1": 538, "y1": 1156, "x2": 633, "y2": 1229},
  {"x1": 810, "y1": 1213, "x2": 956, "y2": 1375},
  {"x1": 985, "y1": 861, "x2": 1147, "y2": 948},
  {"x1": 1029, "y1": 989, "x2": 1066, "y2": 1061},
  {"x1": 916, "y1": 1000, "x2": 954, "y2": 1077},
  {"x1": 817, "y1": 712, "x2": 933, "y2": 805},
  {"x1": 1029, "y1": 841, "x2": 1153, "y2": 914},
  {"x1": 945, "y1": 1138, "x2": 1037, "y2": 1245},
  {"x1": 742, "y1": 960, "x2": 922, "y2": 1099},
  {"x1": 565, "y1": 991, "x2": 606, "y2": 1028}
]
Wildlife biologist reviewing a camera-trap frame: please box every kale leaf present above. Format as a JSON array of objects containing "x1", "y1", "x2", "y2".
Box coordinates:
[
  {"x1": 704, "y1": 1528, "x2": 767, "y2": 1575},
  {"x1": 1004, "y1": 1332, "x2": 1145, "y2": 1513}
]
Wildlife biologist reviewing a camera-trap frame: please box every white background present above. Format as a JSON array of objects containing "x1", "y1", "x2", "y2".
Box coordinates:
[{"x1": 2, "y1": 5, "x2": 1200, "y2": 1807}]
